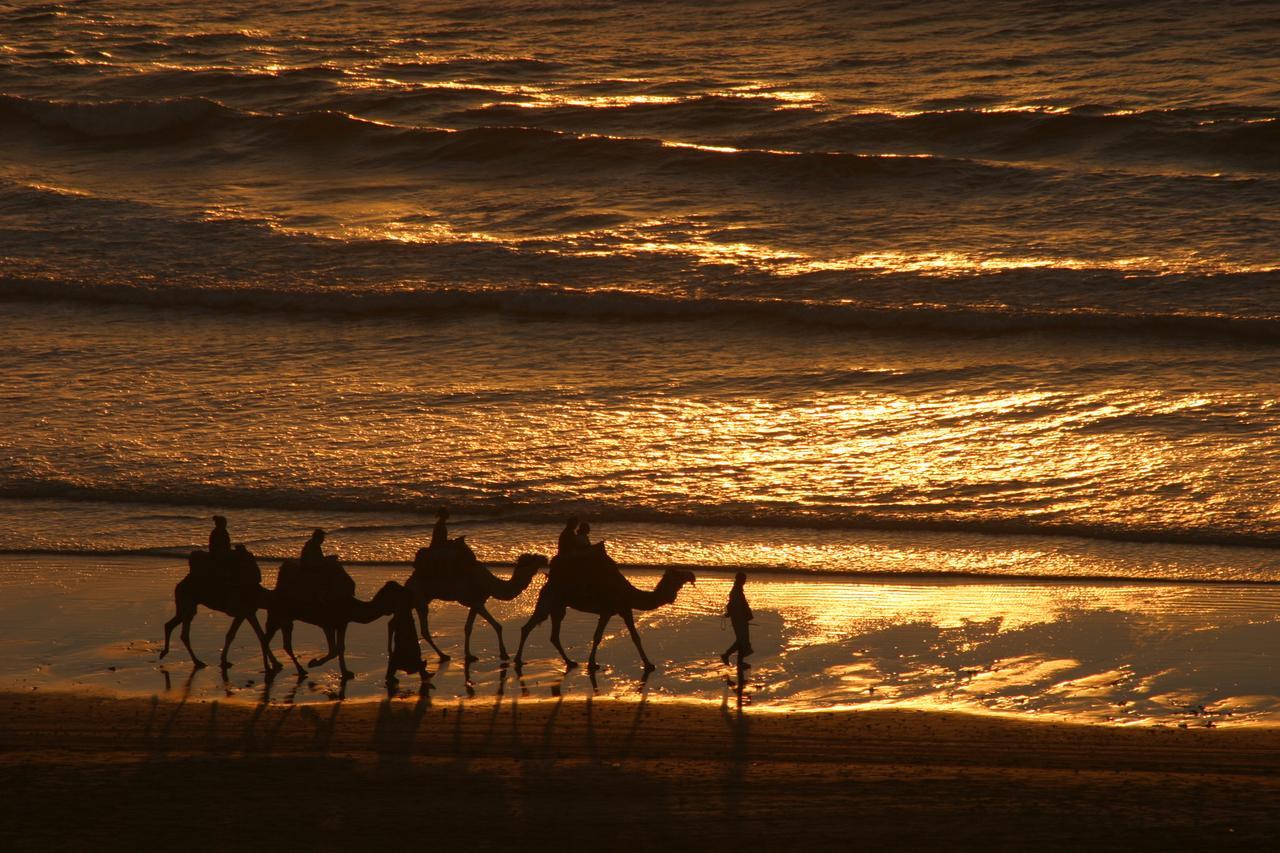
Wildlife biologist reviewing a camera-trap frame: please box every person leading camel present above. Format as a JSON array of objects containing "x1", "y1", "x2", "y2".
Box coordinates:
[
  {"x1": 721, "y1": 572, "x2": 754, "y2": 666},
  {"x1": 385, "y1": 582, "x2": 428, "y2": 685}
]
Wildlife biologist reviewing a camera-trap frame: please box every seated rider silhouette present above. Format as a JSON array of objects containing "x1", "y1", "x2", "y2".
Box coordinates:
[
  {"x1": 430, "y1": 506, "x2": 450, "y2": 549},
  {"x1": 209, "y1": 515, "x2": 232, "y2": 563},
  {"x1": 575, "y1": 521, "x2": 592, "y2": 549},
  {"x1": 557, "y1": 516, "x2": 580, "y2": 556},
  {"x1": 301, "y1": 527, "x2": 338, "y2": 597},
  {"x1": 301, "y1": 528, "x2": 327, "y2": 568}
]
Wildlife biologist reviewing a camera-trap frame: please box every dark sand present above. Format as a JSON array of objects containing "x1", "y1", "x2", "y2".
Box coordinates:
[{"x1": 3, "y1": 691, "x2": 1278, "y2": 852}]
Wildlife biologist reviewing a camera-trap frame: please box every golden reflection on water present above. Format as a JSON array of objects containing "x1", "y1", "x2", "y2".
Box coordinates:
[{"x1": 325, "y1": 209, "x2": 1276, "y2": 277}]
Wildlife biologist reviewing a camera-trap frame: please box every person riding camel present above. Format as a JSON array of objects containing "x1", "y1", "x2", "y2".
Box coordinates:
[
  {"x1": 300, "y1": 527, "x2": 338, "y2": 598},
  {"x1": 575, "y1": 521, "x2": 592, "y2": 549},
  {"x1": 301, "y1": 528, "x2": 327, "y2": 568},
  {"x1": 209, "y1": 515, "x2": 232, "y2": 562},
  {"x1": 430, "y1": 506, "x2": 450, "y2": 549},
  {"x1": 557, "y1": 516, "x2": 580, "y2": 556}
]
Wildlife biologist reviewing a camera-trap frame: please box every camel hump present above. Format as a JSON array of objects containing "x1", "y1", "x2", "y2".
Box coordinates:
[
  {"x1": 451, "y1": 535, "x2": 478, "y2": 562},
  {"x1": 188, "y1": 549, "x2": 214, "y2": 583},
  {"x1": 277, "y1": 556, "x2": 353, "y2": 602},
  {"x1": 188, "y1": 547, "x2": 260, "y2": 593},
  {"x1": 549, "y1": 543, "x2": 620, "y2": 586},
  {"x1": 230, "y1": 545, "x2": 262, "y2": 588}
]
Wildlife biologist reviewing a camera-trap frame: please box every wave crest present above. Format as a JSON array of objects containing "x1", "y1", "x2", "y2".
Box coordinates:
[{"x1": 4, "y1": 274, "x2": 1279, "y2": 343}]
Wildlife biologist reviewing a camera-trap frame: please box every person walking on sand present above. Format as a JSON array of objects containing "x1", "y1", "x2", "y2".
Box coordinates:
[
  {"x1": 557, "y1": 516, "x2": 580, "y2": 555},
  {"x1": 208, "y1": 515, "x2": 232, "y2": 561},
  {"x1": 385, "y1": 582, "x2": 428, "y2": 684},
  {"x1": 721, "y1": 572, "x2": 754, "y2": 666},
  {"x1": 430, "y1": 506, "x2": 450, "y2": 549}
]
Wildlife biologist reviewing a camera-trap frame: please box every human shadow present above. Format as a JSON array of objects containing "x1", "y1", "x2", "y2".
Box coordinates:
[
  {"x1": 720, "y1": 666, "x2": 750, "y2": 840},
  {"x1": 373, "y1": 678, "x2": 435, "y2": 770}
]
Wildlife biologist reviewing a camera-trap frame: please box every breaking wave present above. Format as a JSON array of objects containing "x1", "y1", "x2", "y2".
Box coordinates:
[{"x1": 4, "y1": 274, "x2": 1279, "y2": 343}]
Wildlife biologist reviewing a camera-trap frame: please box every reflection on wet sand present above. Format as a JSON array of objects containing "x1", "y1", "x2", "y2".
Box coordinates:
[{"x1": 2, "y1": 556, "x2": 1279, "y2": 727}]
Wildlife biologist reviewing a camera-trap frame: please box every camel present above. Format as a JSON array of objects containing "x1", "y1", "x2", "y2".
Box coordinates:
[
  {"x1": 513, "y1": 542, "x2": 695, "y2": 673},
  {"x1": 406, "y1": 538, "x2": 549, "y2": 662},
  {"x1": 159, "y1": 547, "x2": 282, "y2": 673},
  {"x1": 264, "y1": 558, "x2": 401, "y2": 679}
]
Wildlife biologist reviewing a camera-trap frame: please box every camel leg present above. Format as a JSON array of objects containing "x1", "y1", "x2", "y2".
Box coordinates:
[
  {"x1": 549, "y1": 606, "x2": 576, "y2": 670},
  {"x1": 336, "y1": 625, "x2": 354, "y2": 680},
  {"x1": 161, "y1": 589, "x2": 196, "y2": 661},
  {"x1": 179, "y1": 616, "x2": 206, "y2": 669},
  {"x1": 416, "y1": 599, "x2": 449, "y2": 662},
  {"x1": 514, "y1": 590, "x2": 553, "y2": 667},
  {"x1": 246, "y1": 612, "x2": 281, "y2": 673},
  {"x1": 621, "y1": 610, "x2": 655, "y2": 672},
  {"x1": 309, "y1": 627, "x2": 339, "y2": 668},
  {"x1": 588, "y1": 614, "x2": 611, "y2": 671},
  {"x1": 279, "y1": 621, "x2": 307, "y2": 676},
  {"x1": 464, "y1": 609, "x2": 479, "y2": 663},
  {"x1": 220, "y1": 616, "x2": 244, "y2": 669},
  {"x1": 161, "y1": 611, "x2": 182, "y2": 660},
  {"x1": 475, "y1": 604, "x2": 508, "y2": 661}
]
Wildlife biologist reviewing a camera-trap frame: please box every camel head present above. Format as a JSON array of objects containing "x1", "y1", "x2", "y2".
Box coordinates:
[
  {"x1": 514, "y1": 552, "x2": 550, "y2": 578},
  {"x1": 657, "y1": 568, "x2": 697, "y2": 599},
  {"x1": 372, "y1": 580, "x2": 410, "y2": 615}
]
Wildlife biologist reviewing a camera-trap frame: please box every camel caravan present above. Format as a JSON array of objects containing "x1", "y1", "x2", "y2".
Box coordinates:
[{"x1": 159, "y1": 510, "x2": 710, "y2": 683}]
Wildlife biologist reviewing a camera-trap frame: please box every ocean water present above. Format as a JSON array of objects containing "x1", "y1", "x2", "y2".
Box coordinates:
[{"x1": 3, "y1": 0, "x2": 1280, "y2": 580}]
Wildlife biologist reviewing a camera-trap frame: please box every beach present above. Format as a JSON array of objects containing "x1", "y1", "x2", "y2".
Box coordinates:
[
  {"x1": 4, "y1": 1, "x2": 1280, "y2": 847},
  {"x1": 3, "y1": 554, "x2": 1279, "y2": 726},
  {"x1": 5, "y1": 690, "x2": 1280, "y2": 852}
]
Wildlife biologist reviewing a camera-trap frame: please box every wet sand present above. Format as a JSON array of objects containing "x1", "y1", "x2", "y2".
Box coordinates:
[
  {"x1": 3, "y1": 555, "x2": 1280, "y2": 725},
  {"x1": 5, "y1": 554, "x2": 1280, "y2": 849},
  {"x1": 3, "y1": 689, "x2": 1279, "y2": 852}
]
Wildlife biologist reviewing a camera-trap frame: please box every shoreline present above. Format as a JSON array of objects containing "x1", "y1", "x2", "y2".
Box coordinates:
[
  {"x1": 4, "y1": 690, "x2": 1280, "y2": 851},
  {"x1": 8, "y1": 497, "x2": 1280, "y2": 584},
  {"x1": 6, "y1": 547, "x2": 1280, "y2": 587}
]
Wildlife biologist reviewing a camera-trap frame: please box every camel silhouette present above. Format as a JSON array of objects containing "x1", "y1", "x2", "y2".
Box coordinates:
[
  {"x1": 265, "y1": 558, "x2": 401, "y2": 680},
  {"x1": 159, "y1": 548, "x2": 282, "y2": 673},
  {"x1": 407, "y1": 538, "x2": 549, "y2": 662},
  {"x1": 513, "y1": 542, "x2": 695, "y2": 672}
]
